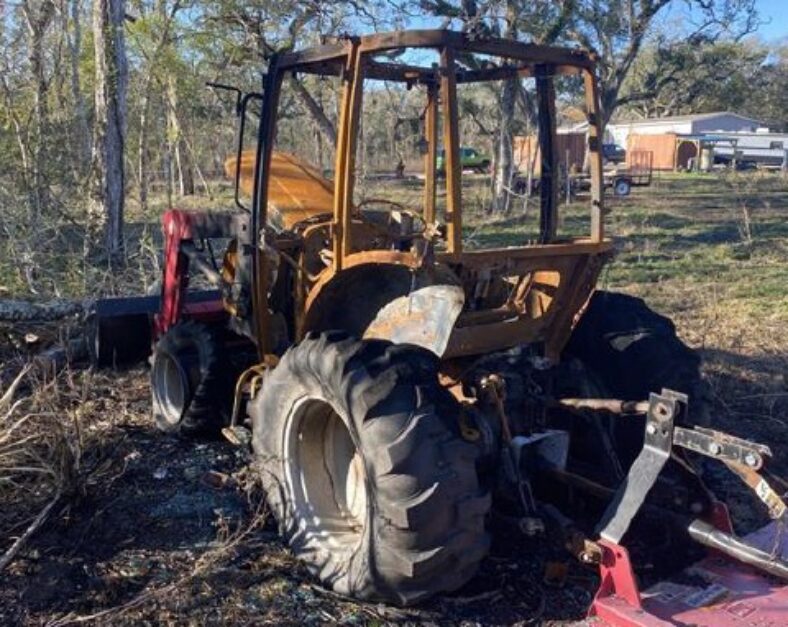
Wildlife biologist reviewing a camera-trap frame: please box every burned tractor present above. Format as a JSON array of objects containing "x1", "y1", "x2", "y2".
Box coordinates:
[{"x1": 95, "y1": 30, "x2": 786, "y2": 620}]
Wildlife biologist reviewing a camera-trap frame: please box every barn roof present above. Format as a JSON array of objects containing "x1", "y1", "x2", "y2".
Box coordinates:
[{"x1": 610, "y1": 111, "x2": 763, "y2": 126}]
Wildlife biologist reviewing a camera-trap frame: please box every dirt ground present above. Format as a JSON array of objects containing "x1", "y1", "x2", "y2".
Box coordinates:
[
  {"x1": 1, "y1": 172, "x2": 786, "y2": 625},
  {"x1": 0, "y1": 367, "x2": 609, "y2": 625}
]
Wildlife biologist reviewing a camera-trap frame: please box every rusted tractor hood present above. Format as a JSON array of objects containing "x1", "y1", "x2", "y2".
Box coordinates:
[{"x1": 225, "y1": 150, "x2": 334, "y2": 230}]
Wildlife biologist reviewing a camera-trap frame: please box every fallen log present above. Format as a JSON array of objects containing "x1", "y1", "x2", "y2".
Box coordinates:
[
  {"x1": 1, "y1": 295, "x2": 152, "y2": 368},
  {"x1": 0, "y1": 299, "x2": 93, "y2": 323}
]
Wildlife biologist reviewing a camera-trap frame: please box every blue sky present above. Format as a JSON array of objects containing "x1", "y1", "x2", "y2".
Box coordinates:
[
  {"x1": 754, "y1": 0, "x2": 787, "y2": 41},
  {"x1": 662, "y1": 0, "x2": 787, "y2": 42}
]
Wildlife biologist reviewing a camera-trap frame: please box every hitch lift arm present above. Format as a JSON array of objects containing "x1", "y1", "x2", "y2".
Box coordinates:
[{"x1": 589, "y1": 388, "x2": 788, "y2": 625}]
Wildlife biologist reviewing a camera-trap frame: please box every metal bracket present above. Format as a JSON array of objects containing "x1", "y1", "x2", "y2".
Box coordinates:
[
  {"x1": 673, "y1": 425, "x2": 771, "y2": 469},
  {"x1": 596, "y1": 389, "x2": 682, "y2": 544},
  {"x1": 673, "y1": 423, "x2": 785, "y2": 519}
]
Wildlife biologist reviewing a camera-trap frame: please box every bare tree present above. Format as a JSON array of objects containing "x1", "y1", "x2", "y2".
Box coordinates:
[
  {"x1": 65, "y1": 0, "x2": 91, "y2": 173},
  {"x1": 133, "y1": 0, "x2": 182, "y2": 212},
  {"x1": 87, "y1": 0, "x2": 128, "y2": 262},
  {"x1": 166, "y1": 76, "x2": 195, "y2": 196},
  {"x1": 21, "y1": 0, "x2": 56, "y2": 218},
  {"x1": 567, "y1": 0, "x2": 760, "y2": 125}
]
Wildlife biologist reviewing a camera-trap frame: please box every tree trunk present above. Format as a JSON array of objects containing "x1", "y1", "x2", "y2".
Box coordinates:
[
  {"x1": 67, "y1": 0, "x2": 91, "y2": 173},
  {"x1": 22, "y1": 0, "x2": 56, "y2": 219},
  {"x1": 492, "y1": 5, "x2": 517, "y2": 213},
  {"x1": 137, "y1": 75, "x2": 154, "y2": 213},
  {"x1": 290, "y1": 76, "x2": 336, "y2": 145},
  {"x1": 493, "y1": 78, "x2": 516, "y2": 213},
  {"x1": 166, "y1": 77, "x2": 194, "y2": 196},
  {"x1": 87, "y1": 0, "x2": 128, "y2": 262},
  {"x1": 0, "y1": 76, "x2": 33, "y2": 196}
]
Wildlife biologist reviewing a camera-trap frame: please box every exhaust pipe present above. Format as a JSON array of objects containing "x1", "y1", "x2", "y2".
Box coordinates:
[{"x1": 688, "y1": 519, "x2": 788, "y2": 581}]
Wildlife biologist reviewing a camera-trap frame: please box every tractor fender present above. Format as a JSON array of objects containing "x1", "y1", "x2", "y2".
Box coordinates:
[{"x1": 302, "y1": 261, "x2": 464, "y2": 357}]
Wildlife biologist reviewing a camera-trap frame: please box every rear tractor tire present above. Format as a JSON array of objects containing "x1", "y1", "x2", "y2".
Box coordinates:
[
  {"x1": 150, "y1": 320, "x2": 229, "y2": 436},
  {"x1": 250, "y1": 332, "x2": 491, "y2": 605},
  {"x1": 562, "y1": 290, "x2": 710, "y2": 467},
  {"x1": 566, "y1": 290, "x2": 709, "y2": 418}
]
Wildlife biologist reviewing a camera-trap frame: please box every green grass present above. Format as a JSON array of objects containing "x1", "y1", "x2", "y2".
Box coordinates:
[{"x1": 453, "y1": 172, "x2": 788, "y2": 317}]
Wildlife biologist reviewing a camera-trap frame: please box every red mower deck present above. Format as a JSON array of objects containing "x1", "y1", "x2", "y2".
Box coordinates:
[{"x1": 591, "y1": 520, "x2": 787, "y2": 626}]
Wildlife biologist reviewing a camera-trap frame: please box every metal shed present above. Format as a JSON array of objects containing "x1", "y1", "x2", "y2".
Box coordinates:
[{"x1": 609, "y1": 112, "x2": 762, "y2": 150}]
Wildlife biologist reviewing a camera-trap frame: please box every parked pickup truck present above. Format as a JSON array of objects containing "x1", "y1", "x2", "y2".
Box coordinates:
[{"x1": 437, "y1": 146, "x2": 491, "y2": 173}]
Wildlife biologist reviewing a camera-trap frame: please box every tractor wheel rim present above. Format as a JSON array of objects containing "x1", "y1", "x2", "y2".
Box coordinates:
[
  {"x1": 284, "y1": 397, "x2": 367, "y2": 550},
  {"x1": 154, "y1": 352, "x2": 189, "y2": 424}
]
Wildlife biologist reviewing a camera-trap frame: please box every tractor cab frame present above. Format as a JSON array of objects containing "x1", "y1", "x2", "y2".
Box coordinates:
[{"x1": 228, "y1": 30, "x2": 613, "y2": 363}]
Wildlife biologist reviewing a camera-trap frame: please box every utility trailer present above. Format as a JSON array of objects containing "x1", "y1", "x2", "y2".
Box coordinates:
[
  {"x1": 571, "y1": 149, "x2": 654, "y2": 197},
  {"x1": 91, "y1": 29, "x2": 787, "y2": 623}
]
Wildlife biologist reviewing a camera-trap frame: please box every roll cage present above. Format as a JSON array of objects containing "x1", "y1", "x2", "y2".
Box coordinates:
[{"x1": 247, "y1": 29, "x2": 610, "y2": 357}]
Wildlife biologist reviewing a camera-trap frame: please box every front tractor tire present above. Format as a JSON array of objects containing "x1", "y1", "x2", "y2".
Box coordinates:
[
  {"x1": 250, "y1": 332, "x2": 491, "y2": 605},
  {"x1": 150, "y1": 321, "x2": 228, "y2": 436}
]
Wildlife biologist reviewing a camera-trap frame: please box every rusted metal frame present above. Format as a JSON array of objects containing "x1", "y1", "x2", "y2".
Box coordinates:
[
  {"x1": 456, "y1": 64, "x2": 534, "y2": 83},
  {"x1": 535, "y1": 64, "x2": 558, "y2": 243},
  {"x1": 250, "y1": 57, "x2": 283, "y2": 357},
  {"x1": 583, "y1": 68, "x2": 605, "y2": 242},
  {"x1": 341, "y1": 48, "x2": 366, "y2": 262},
  {"x1": 294, "y1": 59, "x2": 435, "y2": 83},
  {"x1": 278, "y1": 42, "x2": 348, "y2": 69},
  {"x1": 293, "y1": 58, "x2": 582, "y2": 85},
  {"x1": 303, "y1": 249, "x2": 425, "y2": 313},
  {"x1": 436, "y1": 239, "x2": 613, "y2": 266},
  {"x1": 459, "y1": 37, "x2": 594, "y2": 69},
  {"x1": 423, "y1": 82, "x2": 439, "y2": 224},
  {"x1": 440, "y1": 45, "x2": 462, "y2": 253},
  {"x1": 444, "y1": 313, "x2": 554, "y2": 358},
  {"x1": 543, "y1": 253, "x2": 606, "y2": 361},
  {"x1": 365, "y1": 60, "x2": 436, "y2": 83},
  {"x1": 330, "y1": 41, "x2": 362, "y2": 270},
  {"x1": 451, "y1": 256, "x2": 576, "y2": 327},
  {"x1": 286, "y1": 61, "x2": 344, "y2": 79},
  {"x1": 356, "y1": 30, "x2": 594, "y2": 69},
  {"x1": 357, "y1": 29, "x2": 457, "y2": 52},
  {"x1": 455, "y1": 63, "x2": 583, "y2": 84},
  {"x1": 278, "y1": 30, "x2": 593, "y2": 80}
]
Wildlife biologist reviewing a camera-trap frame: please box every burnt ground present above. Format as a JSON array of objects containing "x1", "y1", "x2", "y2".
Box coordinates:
[
  {"x1": 0, "y1": 369, "x2": 603, "y2": 626},
  {"x1": 0, "y1": 362, "x2": 781, "y2": 626}
]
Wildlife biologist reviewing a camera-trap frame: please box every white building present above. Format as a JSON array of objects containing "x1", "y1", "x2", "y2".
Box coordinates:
[{"x1": 607, "y1": 112, "x2": 763, "y2": 149}]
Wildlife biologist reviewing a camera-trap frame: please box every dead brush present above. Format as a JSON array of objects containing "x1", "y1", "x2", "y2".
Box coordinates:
[
  {"x1": 0, "y1": 366, "x2": 124, "y2": 572},
  {"x1": 0, "y1": 369, "x2": 78, "y2": 569}
]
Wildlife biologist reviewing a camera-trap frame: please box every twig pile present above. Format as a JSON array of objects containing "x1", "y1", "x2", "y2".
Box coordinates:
[{"x1": 0, "y1": 367, "x2": 81, "y2": 571}]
